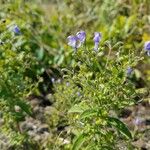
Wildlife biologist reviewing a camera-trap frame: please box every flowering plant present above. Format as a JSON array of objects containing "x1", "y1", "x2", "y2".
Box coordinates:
[{"x1": 53, "y1": 30, "x2": 145, "y2": 149}]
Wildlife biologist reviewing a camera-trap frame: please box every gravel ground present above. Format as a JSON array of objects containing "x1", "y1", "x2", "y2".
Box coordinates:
[
  {"x1": 19, "y1": 94, "x2": 150, "y2": 150},
  {"x1": 0, "y1": 94, "x2": 149, "y2": 150}
]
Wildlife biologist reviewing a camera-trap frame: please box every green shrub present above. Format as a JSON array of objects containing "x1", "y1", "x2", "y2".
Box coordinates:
[
  {"x1": 53, "y1": 31, "x2": 144, "y2": 149},
  {"x1": 0, "y1": 0, "x2": 149, "y2": 149},
  {"x1": 0, "y1": 12, "x2": 38, "y2": 150}
]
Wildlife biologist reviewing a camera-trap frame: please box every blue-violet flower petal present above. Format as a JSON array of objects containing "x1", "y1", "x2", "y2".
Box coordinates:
[{"x1": 76, "y1": 30, "x2": 86, "y2": 43}]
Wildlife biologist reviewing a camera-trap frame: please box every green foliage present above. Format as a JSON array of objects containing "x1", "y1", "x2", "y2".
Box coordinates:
[
  {"x1": 46, "y1": 0, "x2": 149, "y2": 149},
  {"x1": 54, "y1": 38, "x2": 142, "y2": 149},
  {"x1": 72, "y1": 133, "x2": 87, "y2": 150},
  {"x1": 107, "y1": 117, "x2": 132, "y2": 139},
  {"x1": 0, "y1": 0, "x2": 149, "y2": 149},
  {"x1": 0, "y1": 0, "x2": 63, "y2": 75},
  {"x1": 0, "y1": 8, "x2": 38, "y2": 149}
]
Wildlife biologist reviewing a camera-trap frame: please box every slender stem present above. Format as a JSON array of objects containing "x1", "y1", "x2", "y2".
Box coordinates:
[{"x1": 105, "y1": 45, "x2": 112, "y2": 68}]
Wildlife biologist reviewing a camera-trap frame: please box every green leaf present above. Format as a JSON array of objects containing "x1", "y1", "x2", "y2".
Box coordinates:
[
  {"x1": 85, "y1": 144, "x2": 95, "y2": 150},
  {"x1": 72, "y1": 133, "x2": 87, "y2": 150},
  {"x1": 13, "y1": 112, "x2": 26, "y2": 122},
  {"x1": 16, "y1": 100, "x2": 32, "y2": 116},
  {"x1": 68, "y1": 104, "x2": 88, "y2": 113},
  {"x1": 107, "y1": 117, "x2": 132, "y2": 139},
  {"x1": 37, "y1": 47, "x2": 44, "y2": 61},
  {"x1": 80, "y1": 109, "x2": 97, "y2": 119}
]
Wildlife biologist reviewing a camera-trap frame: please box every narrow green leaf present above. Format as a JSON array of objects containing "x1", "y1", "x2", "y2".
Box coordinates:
[
  {"x1": 107, "y1": 117, "x2": 132, "y2": 139},
  {"x1": 72, "y1": 133, "x2": 87, "y2": 150},
  {"x1": 16, "y1": 100, "x2": 32, "y2": 116},
  {"x1": 80, "y1": 109, "x2": 97, "y2": 119}
]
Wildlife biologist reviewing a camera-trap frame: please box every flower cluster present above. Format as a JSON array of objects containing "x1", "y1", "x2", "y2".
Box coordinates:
[
  {"x1": 68, "y1": 30, "x2": 150, "y2": 57},
  {"x1": 67, "y1": 31, "x2": 86, "y2": 52},
  {"x1": 67, "y1": 31, "x2": 101, "y2": 52}
]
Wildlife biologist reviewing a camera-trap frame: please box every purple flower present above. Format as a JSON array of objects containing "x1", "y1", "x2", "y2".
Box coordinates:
[
  {"x1": 13, "y1": 25, "x2": 21, "y2": 34},
  {"x1": 67, "y1": 31, "x2": 86, "y2": 51},
  {"x1": 133, "y1": 117, "x2": 142, "y2": 126},
  {"x1": 67, "y1": 35, "x2": 79, "y2": 51},
  {"x1": 93, "y1": 32, "x2": 102, "y2": 51},
  {"x1": 144, "y1": 41, "x2": 150, "y2": 56},
  {"x1": 76, "y1": 30, "x2": 86, "y2": 43},
  {"x1": 144, "y1": 41, "x2": 150, "y2": 51},
  {"x1": 94, "y1": 32, "x2": 102, "y2": 43},
  {"x1": 126, "y1": 67, "x2": 132, "y2": 75}
]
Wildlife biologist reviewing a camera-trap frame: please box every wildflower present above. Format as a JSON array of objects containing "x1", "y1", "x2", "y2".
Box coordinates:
[
  {"x1": 67, "y1": 31, "x2": 86, "y2": 51},
  {"x1": 76, "y1": 30, "x2": 86, "y2": 43},
  {"x1": 93, "y1": 32, "x2": 102, "y2": 51},
  {"x1": 126, "y1": 67, "x2": 132, "y2": 75},
  {"x1": 133, "y1": 117, "x2": 142, "y2": 126},
  {"x1": 67, "y1": 35, "x2": 79, "y2": 51},
  {"x1": 144, "y1": 41, "x2": 150, "y2": 56},
  {"x1": 13, "y1": 25, "x2": 21, "y2": 34}
]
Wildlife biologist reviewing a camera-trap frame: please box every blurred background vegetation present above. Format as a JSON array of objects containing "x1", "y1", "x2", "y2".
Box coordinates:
[{"x1": 0, "y1": 0, "x2": 150, "y2": 149}]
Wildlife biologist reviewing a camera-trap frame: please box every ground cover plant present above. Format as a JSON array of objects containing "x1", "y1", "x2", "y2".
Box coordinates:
[
  {"x1": 0, "y1": 0, "x2": 150, "y2": 150},
  {"x1": 0, "y1": 22, "x2": 38, "y2": 149}
]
